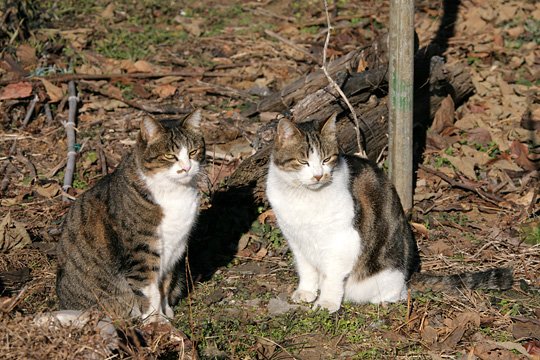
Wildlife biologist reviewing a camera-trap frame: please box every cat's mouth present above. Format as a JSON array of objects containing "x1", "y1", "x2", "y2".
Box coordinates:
[{"x1": 304, "y1": 180, "x2": 330, "y2": 190}]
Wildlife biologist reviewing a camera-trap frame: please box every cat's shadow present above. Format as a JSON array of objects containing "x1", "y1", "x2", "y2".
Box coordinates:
[{"x1": 187, "y1": 185, "x2": 258, "y2": 284}]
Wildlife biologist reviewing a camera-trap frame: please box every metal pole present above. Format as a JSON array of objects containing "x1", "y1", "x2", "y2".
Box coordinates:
[{"x1": 388, "y1": 0, "x2": 414, "y2": 212}]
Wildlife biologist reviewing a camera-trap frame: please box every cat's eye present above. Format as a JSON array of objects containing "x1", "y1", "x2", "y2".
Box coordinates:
[
  {"x1": 161, "y1": 154, "x2": 177, "y2": 161},
  {"x1": 189, "y1": 149, "x2": 200, "y2": 157},
  {"x1": 297, "y1": 160, "x2": 309, "y2": 166},
  {"x1": 322, "y1": 155, "x2": 336, "y2": 164}
]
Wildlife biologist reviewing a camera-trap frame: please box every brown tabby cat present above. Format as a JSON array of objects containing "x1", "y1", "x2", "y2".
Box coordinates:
[
  {"x1": 56, "y1": 110, "x2": 204, "y2": 322},
  {"x1": 266, "y1": 114, "x2": 513, "y2": 313}
]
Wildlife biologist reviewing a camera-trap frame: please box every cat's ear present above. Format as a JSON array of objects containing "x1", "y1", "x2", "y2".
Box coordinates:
[
  {"x1": 276, "y1": 118, "x2": 301, "y2": 145},
  {"x1": 183, "y1": 109, "x2": 202, "y2": 132},
  {"x1": 320, "y1": 112, "x2": 337, "y2": 138},
  {"x1": 140, "y1": 116, "x2": 165, "y2": 144}
]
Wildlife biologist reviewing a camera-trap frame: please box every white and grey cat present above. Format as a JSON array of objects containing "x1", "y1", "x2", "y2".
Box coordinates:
[{"x1": 266, "y1": 114, "x2": 513, "y2": 313}]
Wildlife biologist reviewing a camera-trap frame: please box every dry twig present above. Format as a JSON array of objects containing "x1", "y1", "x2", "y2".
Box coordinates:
[
  {"x1": 62, "y1": 81, "x2": 78, "y2": 202},
  {"x1": 321, "y1": 0, "x2": 366, "y2": 158},
  {"x1": 0, "y1": 70, "x2": 234, "y2": 86},
  {"x1": 79, "y1": 81, "x2": 189, "y2": 115},
  {"x1": 419, "y1": 164, "x2": 514, "y2": 207},
  {"x1": 21, "y1": 94, "x2": 39, "y2": 128},
  {"x1": 264, "y1": 29, "x2": 320, "y2": 64}
]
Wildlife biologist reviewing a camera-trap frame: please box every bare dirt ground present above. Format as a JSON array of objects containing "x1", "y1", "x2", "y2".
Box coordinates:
[{"x1": 0, "y1": 0, "x2": 539, "y2": 359}]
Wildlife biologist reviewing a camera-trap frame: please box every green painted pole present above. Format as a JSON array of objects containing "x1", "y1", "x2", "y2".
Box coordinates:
[{"x1": 388, "y1": 0, "x2": 414, "y2": 212}]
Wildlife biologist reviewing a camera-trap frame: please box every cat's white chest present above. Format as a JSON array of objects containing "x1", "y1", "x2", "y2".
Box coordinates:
[
  {"x1": 142, "y1": 173, "x2": 199, "y2": 276},
  {"x1": 267, "y1": 161, "x2": 361, "y2": 269}
]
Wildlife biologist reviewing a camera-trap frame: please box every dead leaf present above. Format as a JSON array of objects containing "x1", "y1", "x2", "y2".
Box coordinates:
[
  {"x1": 152, "y1": 84, "x2": 177, "y2": 98},
  {"x1": 524, "y1": 340, "x2": 540, "y2": 356},
  {"x1": 80, "y1": 99, "x2": 127, "y2": 112},
  {"x1": 357, "y1": 58, "x2": 368, "y2": 73},
  {"x1": 133, "y1": 60, "x2": 154, "y2": 73},
  {"x1": 0, "y1": 213, "x2": 32, "y2": 253},
  {"x1": 512, "y1": 317, "x2": 540, "y2": 340},
  {"x1": 427, "y1": 239, "x2": 452, "y2": 256},
  {"x1": 411, "y1": 222, "x2": 430, "y2": 237},
  {"x1": 421, "y1": 325, "x2": 438, "y2": 345},
  {"x1": 34, "y1": 183, "x2": 61, "y2": 199},
  {"x1": 60, "y1": 28, "x2": 93, "y2": 50},
  {"x1": 438, "y1": 312, "x2": 480, "y2": 350},
  {"x1": 16, "y1": 44, "x2": 37, "y2": 68},
  {"x1": 254, "y1": 247, "x2": 268, "y2": 260},
  {"x1": 430, "y1": 95, "x2": 455, "y2": 134},
  {"x1": 510, "y1": 140, "x2": 538, "y2": 171},
  {"x1": 101, "y1": 3, "x2": 115, "y2": 19},
  {"x1": 473, "y1": 342, "x2": 523, "y2": 360},
  {"x1": 462, "y1": 145, "x2": 491, "y2": 166},
  {"x1": 257, "y1": 209, "x2": 276, "y2": 224},
  {"x1": 442, "y1": 154, "x2": 477, "y2": 179},
  {"x1": 237, "y1": 233, "x2": 252, "y2": 252},
  {"x1": 0, "y1": 82, "x2": 32, "y2": 100},
  {"x1": 40, "y1": 79, "x2": 64, "y2": 102},
  {"x1": 466, "y1": 128, "x2": 492, "y2": 146}
]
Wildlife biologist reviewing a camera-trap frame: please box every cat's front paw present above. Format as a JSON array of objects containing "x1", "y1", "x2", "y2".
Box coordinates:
[
  {"x1": 291, "y1": 289, "x2": 317, "y2": 303},
  {"x1": 143, "y1": 313, "x2": 171, "y2": 324},
  {"x1": 313, "y1": 299, "x2": 341, "y2": 313},
  {"x1": 164, "y1": 305, "x2": 174, "y2": 319}
]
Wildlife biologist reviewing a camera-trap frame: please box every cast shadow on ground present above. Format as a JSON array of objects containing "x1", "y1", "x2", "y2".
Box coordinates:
[{"x1": 413, "y1": 0, "x2": 464, "y2": 171}]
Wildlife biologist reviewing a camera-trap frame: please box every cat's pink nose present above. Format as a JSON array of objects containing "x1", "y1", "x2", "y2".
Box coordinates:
[
  {"x1": 177, "y1": 165, "x2": 191, "y2": 173},
  {"x1": 314, "y1": 174, "x2": 322, "y2": 181}
]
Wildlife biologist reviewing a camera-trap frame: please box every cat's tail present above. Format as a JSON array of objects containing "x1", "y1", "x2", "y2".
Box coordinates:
[{"x1": 409, "y1": 268, "x2": 513, "y2": 292}]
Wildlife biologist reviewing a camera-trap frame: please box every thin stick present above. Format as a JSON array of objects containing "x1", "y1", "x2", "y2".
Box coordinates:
[
  {"x1": 44, "y1": 103, "x2": 54, "y2": 124},
  {"x1": 21, "y1": 94, "x2": 39, "y2": 128},
  {"x1": 419, "y1": 165, "x2": 513, "y2": 206},
  {"x1": 79, "y1": 81, "x2": 190, "y2": 115},
  {"x1": 321, "y1": 0, "x2": 366, "y2": 158},
  {"x1": 264, "y1": 29, "x2": 321, "y2": 64},
  {"x1": 62, "y1": 81, "x2": 78, "y2": 202},
  {"x1": 0, "y1": 70, "x2": 233, "y2": 86}
]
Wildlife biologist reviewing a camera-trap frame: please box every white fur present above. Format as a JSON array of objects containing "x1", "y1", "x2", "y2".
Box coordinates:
[
  {"x1": 345, "y1": 269, "x2": 407, "y2": 303},
  {"x1": 140, "y1": 146, "x2": 200, "y2": 320},
  {"x1": 267, "y1": 154, "x2": 406, "y2": 313}
]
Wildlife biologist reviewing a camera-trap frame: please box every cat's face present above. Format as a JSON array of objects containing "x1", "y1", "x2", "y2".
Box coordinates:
[
  {"x1": 271, "y1": 115, "x2": 339, "y2": 190},
  {"x1": 137, "y1": 110, "x2": 205, "y2": 185}
]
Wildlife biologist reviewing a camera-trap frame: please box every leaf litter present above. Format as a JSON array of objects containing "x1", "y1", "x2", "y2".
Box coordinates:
[{"x1": 0, "y1": 0, "x2": 539, "y2": 358}]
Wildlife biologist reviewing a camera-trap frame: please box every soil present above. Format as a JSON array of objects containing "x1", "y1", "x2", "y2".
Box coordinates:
[{"x1": 0, "y1": 0, "x2": 539, "y2": 359}]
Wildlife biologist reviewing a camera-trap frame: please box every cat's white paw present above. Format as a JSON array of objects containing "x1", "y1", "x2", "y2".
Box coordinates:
[
  {"x1": 164, "y1": 305, "x2": 174, "y2": 318},
  {"x1": 143, "y1": 313, "x2": 170, "y2": 324},
  {"x1": 313, "y1": 299, "x2": 341, "y2": 313},
  {"x1": 291, "y1": 289, "x2": 317, "y2": 303}
]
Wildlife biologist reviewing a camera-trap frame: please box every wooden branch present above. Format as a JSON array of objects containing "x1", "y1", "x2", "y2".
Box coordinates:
[
  {"x1": 21, "y1": 94, "x2": 39, "y2": 128},
  {"x1": 418, "y1": 165, "x2": 513, "y2": 207},
  {"x1": 242, "y1": 34, "x2": 390, "y2": 117},
  {"x1": 0, "y1": 70, "x2": 235, "y2": 86},
  {"x1": 62, "y1": 81, "x2": 78, "y2": 202},
  {"x1": 79, "y1": 81, "x2": 190, "y2": 115}
]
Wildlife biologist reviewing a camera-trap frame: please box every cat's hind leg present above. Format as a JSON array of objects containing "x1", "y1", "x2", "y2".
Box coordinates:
[
  {"x1": 291, "y1": 250, "x2": 319, "y2": 303},
  {"x1": 344, "y1": 268, "x2": 407, "y2": 304}
]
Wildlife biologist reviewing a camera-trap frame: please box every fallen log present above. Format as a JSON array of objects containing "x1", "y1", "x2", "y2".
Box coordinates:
[{"x1": 227, "y1": 35, "x2": 474, "y2": 203}]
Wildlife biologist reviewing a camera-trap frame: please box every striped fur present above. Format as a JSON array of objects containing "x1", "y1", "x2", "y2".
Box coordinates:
[
  {"x1": 56, "y1": 110, "x2": 204, "y2": 321},
  {"x1": 266, "y1": 115, "x2": 513, "y2": 313}
]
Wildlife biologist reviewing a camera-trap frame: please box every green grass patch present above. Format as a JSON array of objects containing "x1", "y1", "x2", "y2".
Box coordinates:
[{"x1": 95, "y1": 25, "x2": 187, "y2": 60}]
